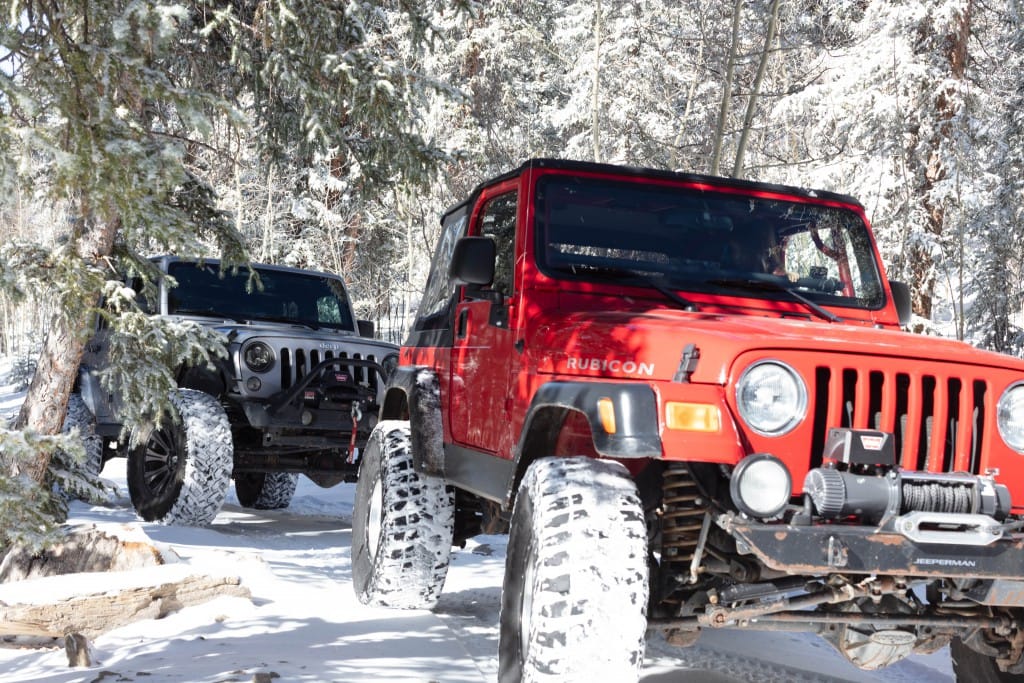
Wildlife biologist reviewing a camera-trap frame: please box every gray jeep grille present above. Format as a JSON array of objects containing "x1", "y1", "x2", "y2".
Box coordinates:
[{"x1": 279, "y1": 347, "x2": 381, "y2": 394}]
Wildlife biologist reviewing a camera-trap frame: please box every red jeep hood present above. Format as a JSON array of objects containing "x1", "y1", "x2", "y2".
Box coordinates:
[{"x1": 532, "y1": 308, "x2": 1024, "y2": 384}]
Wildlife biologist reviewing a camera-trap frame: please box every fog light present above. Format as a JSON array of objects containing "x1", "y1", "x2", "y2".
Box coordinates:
[
  {"x1": 730, "y1": 453, "x2": 792, "y2": 519},
  {"x1": 245, "y1": 377, "x2": 262, "y2": 392}
]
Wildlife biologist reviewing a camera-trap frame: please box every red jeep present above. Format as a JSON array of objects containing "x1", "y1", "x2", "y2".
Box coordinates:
[{"x1": 350, "y1": 159, "x2": 1024, "y2": 682}]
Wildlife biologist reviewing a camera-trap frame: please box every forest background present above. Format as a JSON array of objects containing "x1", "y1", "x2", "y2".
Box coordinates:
[{"x1": 0, "y1": 0, "x2": 1022, "y2": 541}]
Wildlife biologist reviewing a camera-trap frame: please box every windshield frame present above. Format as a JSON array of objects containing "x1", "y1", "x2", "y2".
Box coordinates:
[{"x1": 531, "y1": 172, "x2": 887, "y2": 313}]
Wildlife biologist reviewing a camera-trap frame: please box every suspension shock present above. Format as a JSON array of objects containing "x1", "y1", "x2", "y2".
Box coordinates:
[{"x1": 659, "y1": 463, "x2": 710, "y2": 604}]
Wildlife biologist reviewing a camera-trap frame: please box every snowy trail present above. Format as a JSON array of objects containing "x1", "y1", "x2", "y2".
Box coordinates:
[{"x1": 0, "y1": 459, "x2": 955, "y2": 682}]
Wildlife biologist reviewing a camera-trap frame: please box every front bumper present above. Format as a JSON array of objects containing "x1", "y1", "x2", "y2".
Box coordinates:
[{"x1": 722, "y1": 512, "x2": 1024, "y2": 580}]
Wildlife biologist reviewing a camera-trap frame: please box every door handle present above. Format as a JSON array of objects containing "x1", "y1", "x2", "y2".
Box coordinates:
[{"x1": 457, "y1": 309, "x2": 469, "y2": 338}]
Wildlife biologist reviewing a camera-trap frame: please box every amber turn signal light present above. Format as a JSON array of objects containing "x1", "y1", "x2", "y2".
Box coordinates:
[{"x1": 666, "y1": 402, "x2": 721, "y2": 432}]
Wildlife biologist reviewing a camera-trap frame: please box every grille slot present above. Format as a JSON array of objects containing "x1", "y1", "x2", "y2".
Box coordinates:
[{"x1": 811, "y1": 366, "x2": 988, "y2": 474}]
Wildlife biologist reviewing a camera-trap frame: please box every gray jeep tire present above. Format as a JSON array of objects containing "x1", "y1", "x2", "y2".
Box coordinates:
[
  {"x1": 127, "y1": 389, "x2": 233, "y2": 526},
  {"x1": 498, "y1": 456, "x2": 649, "y2": 683},
  {"x1": 60, "y1": 393, "x2": 104, "y2": 478},
  {"x1": 235, "y1": 472, "x2": 299, "y2": 510},
  {"x1": 351, "y1": 420, "x2": 454, "y2": 609},
  {"x1": 51, "y1": 393, "x2": 106, "y2": 503}
]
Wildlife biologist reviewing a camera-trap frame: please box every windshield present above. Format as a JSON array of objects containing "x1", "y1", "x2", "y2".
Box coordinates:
[
  {"x1": 534, "y1": 175, "x2": 885, "y2": 310},
  {"x1": 166, "y1": 262, "x2": 356, "y2": 331}
]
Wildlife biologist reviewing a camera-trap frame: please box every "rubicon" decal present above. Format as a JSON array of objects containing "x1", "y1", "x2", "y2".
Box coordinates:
[{"x1": 565, "y1": 357, "x2": 656, "y2": 377}]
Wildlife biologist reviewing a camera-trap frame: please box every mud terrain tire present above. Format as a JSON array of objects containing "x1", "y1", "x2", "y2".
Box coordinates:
[
  {"x1": 952, "y1": 637, "x2": 1024, "y2": 682},
  {"x1": 235, "y1": 472, "x2": 299, "y2": 510},
  {"x1": 60, "y1": 393, "x2": 104, "y2": 477},
  {"x1": 499, "y1": 456, "x2": 649, "y2": 683},
  {"x1": 351, "y1": 420, "x2": 454, "y2": 609},
  {"x1": 51, "y1": 393, "x2": 106, "y2": 503},
  {"x1": 127, "y1": 389, "x2": 233, "y2": 526}
]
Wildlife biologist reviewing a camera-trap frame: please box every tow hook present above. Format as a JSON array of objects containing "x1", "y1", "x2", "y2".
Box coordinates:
[{"x1": 347, "y1": 403, "x2": 363, "y2": 464}]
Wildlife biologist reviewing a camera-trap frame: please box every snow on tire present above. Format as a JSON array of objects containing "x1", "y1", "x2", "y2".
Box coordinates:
[
  {"x1": 351, "y1": 420, "x2": 454, "y2": 609},
  {"x1": 60, "y1": 393, "x2": 104, "y2": 478},
  {"x1": 235, "y1": 472, "x2": 299, "y2": 510},
  {"x1": 499, "y1": 456, "x2": 649, "y2": 683},
  {"x1": 127, "y1": 388, "x2": 233, "y2": 526},
  {"x1": 51, "y1": 393, "x2": 106, "y2": 503}
]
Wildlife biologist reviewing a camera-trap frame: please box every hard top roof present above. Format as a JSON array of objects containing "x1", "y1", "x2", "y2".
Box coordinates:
[{"x1": 441, "y1": 158, "x2": 863, "y2": 224}]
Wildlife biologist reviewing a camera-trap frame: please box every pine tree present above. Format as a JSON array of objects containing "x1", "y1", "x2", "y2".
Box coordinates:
[{"x1": 0, "y1": 0, "x2": 458, "y2": 546}]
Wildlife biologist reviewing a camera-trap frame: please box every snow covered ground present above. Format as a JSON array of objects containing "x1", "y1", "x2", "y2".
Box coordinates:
[{"x1": 0, "y1": 361, "x2": 956, "y2": 683}]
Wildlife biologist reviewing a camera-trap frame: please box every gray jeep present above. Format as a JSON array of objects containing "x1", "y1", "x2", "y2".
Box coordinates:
[{"x1": 71, "y1": 256, "x2": 398, "y2": 525}]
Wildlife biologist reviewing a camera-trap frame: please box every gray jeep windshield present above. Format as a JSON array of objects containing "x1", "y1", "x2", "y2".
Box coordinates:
[
  {"x1": 166, "y1": 262, "x2": 355, "y2": 331},
  {"x1": 534, "y1": 175, "x2": 885, "y2": 310}
]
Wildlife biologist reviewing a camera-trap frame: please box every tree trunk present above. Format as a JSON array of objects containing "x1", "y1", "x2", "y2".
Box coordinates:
[
  {"x1": 591, "y1": 0, "x2": 603, "y2": 163},
  {"x1": 710, "y1": 0, "x2": 744, "y2": 176},
  {"x1": 909, "y1": 2, "x2": 972, "y2": 323},
  {"x1": 672, "y1": 10, "x2": 706, "y2": 170},
  {"x1": 733, "y1": 0, "x2": 782, "y2": 178},
  {"x1": 11, "y1": 213, "x2": 120, "y2": 485}
]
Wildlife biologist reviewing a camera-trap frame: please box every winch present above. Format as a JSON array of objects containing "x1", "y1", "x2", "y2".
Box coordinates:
[{"x1": 802, "y1": 428, "x2": 1012, "y2": 525}]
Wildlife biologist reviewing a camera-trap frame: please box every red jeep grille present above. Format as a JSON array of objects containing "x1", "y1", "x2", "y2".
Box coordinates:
[
  {"x1": 279, "y1": 348, "x2": 380, "y2": 393},
  {"x1": 810, "y1": 365, "x2": 990, "y2": 475}
]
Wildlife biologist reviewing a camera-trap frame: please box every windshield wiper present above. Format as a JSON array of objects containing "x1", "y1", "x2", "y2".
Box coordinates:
[
  {"x1": 172, "y1": 308, "x2": 243, "y2": 323},
  {"x1": 173, "y1": 308, "x2": 323, "y2": 330},
  {"x1": 251, "y1": 314, "x2": 322, "y2": 330},
  {"x1": 552, "y1": 264, "x2": 699, "y2": 312},
  {"x1": 708, "y1": 277, "x2": 842, "y2": 323}
]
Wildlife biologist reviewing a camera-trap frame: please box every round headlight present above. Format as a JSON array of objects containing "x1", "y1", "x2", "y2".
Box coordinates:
[
  {"x1": 243, "y1": 341, "x2": 275, "y2": 373},
  {"x1": 736, "y1": 360, "x2": 807, "y2": 436},
  {"x1": 730, "y1": 453, "x2": 792, "y2": 519},
  {"x1": 998, "y1": 382, "x2": 1024, "y2": 453},
  {"x1": 380, "y1": 353, "x2": 399, "y2": 380}
]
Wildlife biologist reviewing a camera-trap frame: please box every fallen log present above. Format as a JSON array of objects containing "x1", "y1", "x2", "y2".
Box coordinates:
[
  {"x1": 0, "y1": 524, "x2": 174, "y2": 582},
  {"x1": 0, "y1": 572, "x2": 250, "y2": 639}
]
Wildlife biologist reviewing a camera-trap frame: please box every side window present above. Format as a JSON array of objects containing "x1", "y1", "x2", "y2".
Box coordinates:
[
  {"x1": 477, "y1": 192, "x2": 517, "y2": 298},
  {"x1": 131, "y1": 277, "x2": 157, "y2": 315},
  {"x1": 413, "y1": 210, "x2": 469, "y2": 331}
]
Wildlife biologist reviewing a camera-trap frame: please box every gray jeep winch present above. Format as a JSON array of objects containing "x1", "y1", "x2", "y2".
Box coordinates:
[{"x1": 71, "y1": 256, "x2": 398, "y2": 525}]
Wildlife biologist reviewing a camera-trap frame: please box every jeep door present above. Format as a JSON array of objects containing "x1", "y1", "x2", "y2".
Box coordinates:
[{"x1": 449, "y1": 185, "x2": 519, "y2": 457}]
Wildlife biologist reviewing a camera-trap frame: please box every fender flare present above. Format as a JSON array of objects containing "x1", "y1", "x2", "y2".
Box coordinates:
[
  {"x1": 384, "y1": 366, "x2": 445, "y2": 475},
  {"x1": 76, "y1": 367, "x2": 106, "y2": 421},
  {"x1": 177, "y1": 357, "x2": 232, "y2": 397},
  {"x1": 507, "y1": 381, "x2": 663, "y2": 502},
  {"x1": 518, "y1": 381, "x2": 663, "y2": 460}
]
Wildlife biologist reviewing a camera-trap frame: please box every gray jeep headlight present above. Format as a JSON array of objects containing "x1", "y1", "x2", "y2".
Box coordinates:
[
  {"x1": 998, "y1": 382, "x2": 1024, "y2": 453},
  {"x1": 243, "y1": 341, "x2": 275, "y2": 373},
  {"x1": 736, "y1": 360, "x2": 807, "y2": 436}
]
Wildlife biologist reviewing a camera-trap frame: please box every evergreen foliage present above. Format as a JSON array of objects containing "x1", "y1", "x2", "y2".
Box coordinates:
[
  {"x1": 1, "y1": 0, "x2": 1023, "y2": 550},
  {"x1": 0, "y1": 0, "x2": 459, "y2": 550}
]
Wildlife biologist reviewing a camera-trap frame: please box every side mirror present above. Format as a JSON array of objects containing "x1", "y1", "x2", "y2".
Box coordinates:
[
  {"x1": 357, "y1": 320, "x2": 375, "y2": 338},
  {"x1": 449, "y1": 236, "x2": 496, "y2": 286},
  {"x1": 889, "y1": 280, "x2": 912, "y2": 327}
]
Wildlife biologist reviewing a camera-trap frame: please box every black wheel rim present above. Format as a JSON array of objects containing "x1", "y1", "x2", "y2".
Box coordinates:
[{"x1": 141, "y1": 423, "x2": 184, "y2": 497}]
